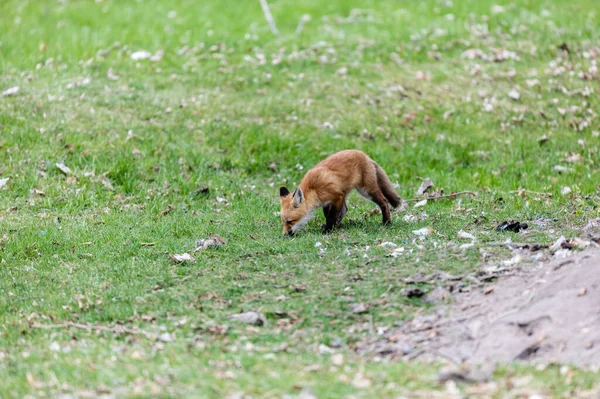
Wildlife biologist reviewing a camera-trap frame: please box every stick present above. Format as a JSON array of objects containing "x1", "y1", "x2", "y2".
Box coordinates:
[
  {"x1": 509, "y1": 189, "x2": 553, "y2": 197},
  {"x1": 259, "y1": 0, "x2": 279, "y2": 36},
  {"x1": 31, "y1": 322, "x2": 156, "y2": 339},
  {"x1": 295, "y1": 14, "x2": 311, "y2": 35},
  {"x1": 404, "y1": 191, "x2": 477, "y2": 202}
]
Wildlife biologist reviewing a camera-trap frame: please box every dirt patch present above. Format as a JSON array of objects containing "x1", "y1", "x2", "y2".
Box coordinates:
[{"x1": 358, "y1": 248, "x2": 600, "y2": 366}]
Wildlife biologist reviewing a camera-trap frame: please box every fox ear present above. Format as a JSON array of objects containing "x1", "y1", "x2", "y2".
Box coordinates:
[
  {"x1": 292, "y1": 188, "x2": 304, "y2": 207},
  {"x1": 280, "y1": 186, "x2": 290, "y2": 197}
]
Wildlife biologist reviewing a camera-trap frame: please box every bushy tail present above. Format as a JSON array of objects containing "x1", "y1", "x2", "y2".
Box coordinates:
[{"x1": 375, "y1": 163, "x2": 401, "y2": 209}]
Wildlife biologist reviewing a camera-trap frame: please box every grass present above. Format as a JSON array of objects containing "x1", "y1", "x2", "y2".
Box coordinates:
[{"x1": 1, "y1": 0, "x2": 600, "y2": 397}]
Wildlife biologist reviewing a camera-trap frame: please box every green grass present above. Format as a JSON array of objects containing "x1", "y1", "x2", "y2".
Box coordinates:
[{"x1": 1, "y1": 0, "x2": 600, "y2": 397}]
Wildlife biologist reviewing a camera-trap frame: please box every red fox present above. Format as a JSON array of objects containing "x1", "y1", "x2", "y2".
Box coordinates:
[{"x1": 279, "y1": 150, "x2": 401, "y2": 236}]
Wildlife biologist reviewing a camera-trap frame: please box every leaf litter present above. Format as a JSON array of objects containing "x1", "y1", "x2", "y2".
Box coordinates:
[
  {"x1": 195, "y1": 235, "x2": 226, "y2": 251},
  {"x1": 229, "y1": 311, "x2": 267, "y2": 326},
  {"x1": 169, "y1": 253, "x2": 195, "y2": 263}
]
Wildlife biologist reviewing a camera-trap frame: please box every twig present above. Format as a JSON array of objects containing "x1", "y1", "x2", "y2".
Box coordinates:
[
  {"x1": 487, "y1": 241, "x2": 538, "y2": 248},
  {"x1": 295, "y1": 14, "x2": 311, "y2": 35},
  {"x1": 259, "y1": 0, "x2": 279, "y2": 36},
  {"x1": 367, "y1": 315, "x2": 375, "y2": 337},
  {"x1": 31, "y1": 322, "x2": 156, "y2": 339},
  {"x1": 404, "y1": 191, "x2": 477, "y2": 203},
  {"x1": 509, "y1": 189, "x2": 553, "y2": 198}
]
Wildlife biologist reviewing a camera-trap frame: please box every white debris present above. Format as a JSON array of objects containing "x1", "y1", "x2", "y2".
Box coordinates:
[
  {"x1": 414, "y1": 199, "x2": 427, "y2": 208},
  {"x1": 508, "y1": 89, "x2": 521, "y2": 100},
  {"x1": 459, "y1": 242, "x2": 475, "y2": 250},
  {"x1": 550, "y1": 236, "x2": 566, "y2": 252},
  {"x1": 131, "y1": 50, "x2": 152, "y2": 60},
  {"x1": 2, "y1": 86, "x2": 19, "y2": 96},
  {"x1": 56, "y1": 162, "x2": 73, "y2": 175},
  {"x1": 553, "y1": 249, "x2": 571, "y2": 259},
  {"x1": 491, "y1": 5, "x2": 505, "y2": 14},
  {"x1": 169, "y1": 253, "x2": 195, "y2": 263},
  {"x1": 416, "y1": 178, "x2": 434, "y2": 196},
  {"x1": 553, "y1": 165, "x2": 574, "y2": 173},
  {"x1": 195, "y1": 235, "x2": 226, "y2": 251},
  {"x1": 457, "y1": 230, "x2": 476, "y2": 240},
  {"x1": 158, "y1": 332, "x2": 174, "y2": 342},
  {"x1": 391, "y1": 247, "x2": 405, "y2": 257},
  {"x1": 150, "y1": 50, "x2": 164, "y2": 62},
  {"x1": 502, "y1": 254, "x2": 523, "y2": 266},
  {"x1": 412, "y1": 227, "x2": 433, "y2": 238}
]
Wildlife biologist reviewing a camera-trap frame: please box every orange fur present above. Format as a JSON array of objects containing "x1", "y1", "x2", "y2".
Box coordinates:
[{"x1": 279, "y1": 150, "x2": 400, "y2": 236}]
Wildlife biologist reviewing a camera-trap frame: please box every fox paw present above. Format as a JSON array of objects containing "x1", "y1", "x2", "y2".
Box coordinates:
[{"x1": 321, "y1": 224, "x2": 333, "y2": 233}]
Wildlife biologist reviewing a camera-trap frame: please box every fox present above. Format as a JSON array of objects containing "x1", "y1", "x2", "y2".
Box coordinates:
[{"x1": 279, "y1": 150, "x2": 401, "y2": 237}]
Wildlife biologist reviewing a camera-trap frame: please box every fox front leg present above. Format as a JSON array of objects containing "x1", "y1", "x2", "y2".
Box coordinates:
[{"x1": 321, "y1": 199, "x2": 346, "y2": 233}]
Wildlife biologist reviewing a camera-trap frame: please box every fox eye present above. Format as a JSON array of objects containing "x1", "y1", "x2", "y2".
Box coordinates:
[{"x1": 286, "y1": 220, "x2": 294, "y2": 225}]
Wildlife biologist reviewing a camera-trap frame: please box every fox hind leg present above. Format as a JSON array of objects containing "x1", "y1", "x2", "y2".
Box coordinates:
[
  {"x1": 357, "y1": 185, "x2": 391, "y2": 226},
  {"x1": 372, "y1": 191, "x2": 391, "y2": 225},
  {"x1": 375, "y1": 163, "x2": 401, "y2": 209}
]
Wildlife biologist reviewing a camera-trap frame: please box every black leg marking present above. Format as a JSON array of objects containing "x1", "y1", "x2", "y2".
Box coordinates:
[{"x1": 336, "y1": 202, "x2": 348, "y2": 225}]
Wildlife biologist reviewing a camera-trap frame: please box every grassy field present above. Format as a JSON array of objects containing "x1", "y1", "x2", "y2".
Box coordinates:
[{"x1": 1, "y1": 0, "x2": 599, "y2": 397}]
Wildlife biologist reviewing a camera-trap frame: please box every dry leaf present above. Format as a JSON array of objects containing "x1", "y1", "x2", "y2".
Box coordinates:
[
  {"x1": 56, "y1": 162, "x2": 72, "y2": 175},
  {"x1": 416, "y1": 178, "x2": 434, "y2": 196},
  {"x1": 414, "y1": 199, "x2": 428, "y2": 208},
  {"x1": 331, "y1": 353, "x2": 344, "y2": 366},
  {"x1": 508, "y1": 89, "x2": 521, "y2": 100},
  {"x1": 2, "y1": 86, "x2": 19, "y2": 96},
  {"x1": 553, "y1": 165, "x2": 574, "y2": 173},
  {"x1": 229, "y1": 311, "x2": 267, "y2": 326},
  {"x1": 30, "y1": 189, "x2": 45, "y2": 196},
  {"x1": 550, "y1": 236, "x2": 567, "y2": 252},
  {"x1": 195, "y1": 235, "x2": 226, "y2": 251},
  {"x1": 169, "y1": 253, "x2": 196, "y2": 263},
  {"x1": 413, "y1": 227, "x2": 433, "y2": 238},
  {"x1": 457, "y1": 230, "x2": 475, "y2": 240},
  {"x1": 216, "y1": 196, "x2": 229, "y2": 205},
  {"x1": 298, "y1": 388, "x2": 317, "y2": 399},
  {"x1": 158, "y1": 332, "x2": 174, "y2": 342},
  {"x1": 0, "y1": 177, "x2": 8, "y2": 189},
  {"x1": 100, "y1": 176, "x2": 114, "y2": 191},
  {"x1": 390, "y1": 247, "x2": 405, "y2": 257},
  {"x1": 350, "y1": 303, "x2": 369, "y2": 314},
  {"x1": 150, "y1": 50, "x2": 164, "y2": 62},
  {"x1": 415, "y1": 71, "x2": 430, "y2": 81},
  {"x1": 293, "y1": 284, "x2": 307, "y2": 292},
  {"x1": 107, "y1": 68, "x2": 119, "y2": 80},
  {"x1": 48, "y1": 342, "x2": 60, "y2": 352},
  {"x1": 131, "y1": 50, "x2": 152, "y2": 60},
  {"x1": 502, "y1": 254, "x2": 523, "y2": 266},
  {"x1": 351, "y1": 373, "x2": 371, "y2": 389},
  {"x1": 161, "y1": 204, "x2": 175, "y2": 216}
]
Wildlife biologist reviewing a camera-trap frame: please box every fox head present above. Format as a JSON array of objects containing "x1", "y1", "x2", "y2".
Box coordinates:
[{"x1": 279, "y1": 186, "x2": 309, "y2": 237}]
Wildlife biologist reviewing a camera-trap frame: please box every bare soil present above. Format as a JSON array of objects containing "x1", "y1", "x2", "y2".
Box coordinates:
[{"x1": 358, "y1": 247, "x2": 600, "y2": 367}]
